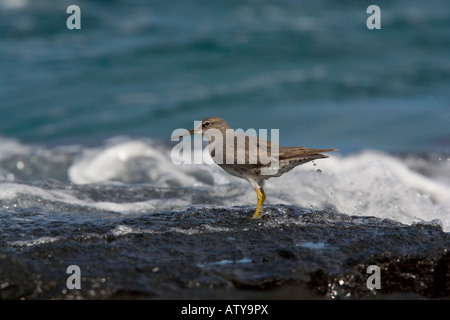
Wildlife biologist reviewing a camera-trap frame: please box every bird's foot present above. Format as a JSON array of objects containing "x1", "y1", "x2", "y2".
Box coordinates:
[{"x1": 251, "y1": 209, "x2": 262, "y2": 219}]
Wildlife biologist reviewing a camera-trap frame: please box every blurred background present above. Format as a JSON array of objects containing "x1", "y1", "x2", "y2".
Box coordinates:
[{"x1": 0, "y1": 0, "x2": 449, "y2": 153}]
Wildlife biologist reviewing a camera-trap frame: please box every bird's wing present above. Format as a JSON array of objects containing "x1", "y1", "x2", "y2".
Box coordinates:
[
  {"x1": 218, "y1": 130, "x2": 337, "y2": 165},
  {"x1": 220, "y1": 132, "x2": 280, "y2": 165}
]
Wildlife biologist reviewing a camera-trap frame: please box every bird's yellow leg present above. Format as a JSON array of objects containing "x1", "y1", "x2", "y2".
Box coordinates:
[
  {"x1": 252, "y1": 188, "x2": 264, "y2": 218},
  {"x1": 261, "y1": 188, "x2": 266, "y2": 206}
]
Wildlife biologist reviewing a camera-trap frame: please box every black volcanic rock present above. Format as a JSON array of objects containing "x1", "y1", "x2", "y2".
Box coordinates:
[{"x1": 1, "y1": 205, "x2": 449, "y2": 299}]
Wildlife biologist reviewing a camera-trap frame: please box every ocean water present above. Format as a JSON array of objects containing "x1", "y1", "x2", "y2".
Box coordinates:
[
  {"x1": 0, "y1": 0, "x2": 450, "y2": 294},
  {"x1": 1, "y1": 0, "x2": 449, "y2": 151}
]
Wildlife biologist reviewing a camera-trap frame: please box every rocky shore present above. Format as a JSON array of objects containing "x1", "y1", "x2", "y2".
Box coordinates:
[{"x1": 1, "y1": 204, "x2": 449, "y2": 299}]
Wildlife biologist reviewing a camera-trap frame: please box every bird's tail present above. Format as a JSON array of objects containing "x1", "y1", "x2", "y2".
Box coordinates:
[{"x1": 279, "y1": 147, "x2": 338, "y2": 160}]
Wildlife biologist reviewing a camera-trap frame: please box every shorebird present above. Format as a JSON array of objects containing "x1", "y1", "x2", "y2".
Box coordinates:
[{"x1": 172, "y1": 117, "x2": 337, "y2": 218}]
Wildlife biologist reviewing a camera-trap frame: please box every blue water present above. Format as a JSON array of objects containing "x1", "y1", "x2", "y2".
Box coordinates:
[{"x1": 1, "y1": 0, "x2": 449, "y2": 153}]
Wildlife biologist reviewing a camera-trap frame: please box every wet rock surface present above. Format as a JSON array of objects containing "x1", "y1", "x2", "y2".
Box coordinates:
[{"x1": 1, "y1": 204, "x2": 449, "y2": 299}]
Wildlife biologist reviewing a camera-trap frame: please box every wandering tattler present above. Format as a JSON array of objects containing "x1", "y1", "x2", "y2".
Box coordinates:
[{"x1": 173, "y1": 117, "x2": 337, "y2": 218}]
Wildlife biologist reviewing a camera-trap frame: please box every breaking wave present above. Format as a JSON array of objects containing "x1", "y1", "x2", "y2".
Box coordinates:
[{"x1": 1, "y1": 136, "x2": 449, "y2": 231}]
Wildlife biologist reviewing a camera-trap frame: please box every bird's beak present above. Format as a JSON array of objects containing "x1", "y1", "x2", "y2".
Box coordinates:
[{"x1": 171, "y1": 127, "x2": 201, "y2": 140}]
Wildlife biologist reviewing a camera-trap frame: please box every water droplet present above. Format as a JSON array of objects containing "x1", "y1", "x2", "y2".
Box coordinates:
[
  {"x1": 316, "y1": 169, "x2": 322, "y2": 175},
  {"x1": 16, "y1": 161, "x2": 24, "y2": 170},
  {"x1": 313, "y1": 162, "x2": 317, "y2": 166}
]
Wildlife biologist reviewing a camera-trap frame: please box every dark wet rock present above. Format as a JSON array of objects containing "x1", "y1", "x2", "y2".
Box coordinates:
[{"x1": 0, "y1": 205, "x2": 449, "y2": 299}]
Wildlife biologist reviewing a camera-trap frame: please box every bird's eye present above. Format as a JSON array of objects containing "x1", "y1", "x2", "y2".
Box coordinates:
[{"x1": 204, "y1": 121, "x2": 211, "y2": 127}]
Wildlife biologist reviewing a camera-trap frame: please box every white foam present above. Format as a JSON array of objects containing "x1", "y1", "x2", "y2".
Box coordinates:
[
  {"x1": 9, "y1": 236, "x2": 59, "y2": 247},
  {"x1": 0, "y1": 181, "x2": 190, "y2": 214},
  {"x1": 5, "y1": 136, "x2": 448, "y2": 232},
  {"x1": 111, "y1": 225, "x2": 134, "y2": 236},
  {"x1": 266, "y1": 150, "x2": 450, "y2": 231},
  {"x1": 68, "y1": 137, "x2": 222, "y2": 186},
  {"x1": 0, "y1": 137, "x2": 30, "y2": 161},
  {"x1": 68, "y1": 138, "x2": 165, "y2": 184},
  {"x1": 65, "y1": 139, "x2": 450, "y2": 231}
]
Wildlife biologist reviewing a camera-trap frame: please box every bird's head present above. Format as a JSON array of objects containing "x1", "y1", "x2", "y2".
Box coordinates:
[{"x1": 172, "y1": 117, "x2": 230, "y2": 139}]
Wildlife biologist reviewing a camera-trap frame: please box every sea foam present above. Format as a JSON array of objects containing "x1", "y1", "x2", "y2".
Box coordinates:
[{"x1": 1, "y1": 137, "x2": 449, "y2": 231}]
